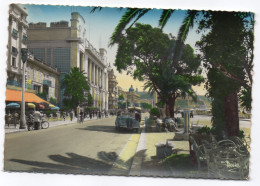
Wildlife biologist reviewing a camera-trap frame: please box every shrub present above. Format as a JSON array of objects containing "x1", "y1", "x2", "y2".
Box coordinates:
[{"x1": 150, "y1": 107, "x2": 160, "y2": 117}]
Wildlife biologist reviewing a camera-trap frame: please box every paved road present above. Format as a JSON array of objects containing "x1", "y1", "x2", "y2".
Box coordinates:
[{"x1": 4, "y1": 116, "x2": 139, "y2": 175}]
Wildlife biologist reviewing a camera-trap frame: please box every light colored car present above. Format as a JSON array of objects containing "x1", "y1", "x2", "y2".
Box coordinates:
[{"x1": 115, "y1": 114, "x2": 140, "y2": 132}]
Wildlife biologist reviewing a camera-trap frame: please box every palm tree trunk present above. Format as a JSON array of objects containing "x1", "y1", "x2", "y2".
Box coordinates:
[{"x1": 224, "y1": 91, "x2": 239, "y2": 137}]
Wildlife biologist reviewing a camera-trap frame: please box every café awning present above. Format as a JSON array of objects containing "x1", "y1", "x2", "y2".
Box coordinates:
[{"x1": 6, "y1": 89, "x2": 49, "y2": 104}]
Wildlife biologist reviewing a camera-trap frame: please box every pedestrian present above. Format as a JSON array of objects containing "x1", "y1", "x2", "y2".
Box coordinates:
[
  {"x1": 69, "y1": 110, "x2": 73, "y2": 121},
  {"x1": 33, "y1": 109, "x2": 42, "y2": 130},
  {"x1": 80, "y1": 111, "x2": 84, "y2": 123},
  {"x1": 99, "y1": 110, "x2": 101, "y2": 119},
  {"x1": 190, "y1": 111, "x2": 194, "y2": 118},
  {"x1": 6, "y1": 111, "x2": 11, "y2": 127},
  {"x1": 14, "y1": 111, "x2": 19, "y2": 128},
  {"x1": 89, "y1": 111, "x2": 92, "y2": 119},
  {"x1": 62, "y1": 112, "x2": 66, "y2": 121}
]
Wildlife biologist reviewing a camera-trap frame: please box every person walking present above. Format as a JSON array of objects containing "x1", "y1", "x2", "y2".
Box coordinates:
[
  {"x1": 69, "y1": 110, "x2": 73, "y2": 121},
  {"x1": 62, "y1": 112, "x2": 66, "y2": 121},
  {"x1": 80, "y1": 111, "x2": 84, "y2": 123},
  {"x1": 6, "y1": 111, "x2": 11, "y2": 127},
  {"x1": 14, "y1": 111, "x2": 19, "y2": 128},
  {"x1": 33, "y1": 110, "x2": 42, "y2": 130}
]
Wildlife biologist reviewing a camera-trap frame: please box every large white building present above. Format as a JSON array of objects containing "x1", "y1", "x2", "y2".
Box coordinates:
[
  {"x1": 27, "y1": 12, "x2": 109, "y2": 110},
  {"x1": 6, "y1": 4, "x2": 60, "y2": 103},
  {"x1": 7, "y1": 4, "x2": 28, "y2": 88}
]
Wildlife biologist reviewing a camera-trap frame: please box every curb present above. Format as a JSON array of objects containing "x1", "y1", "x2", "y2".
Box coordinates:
[
  {"x1": 128, "y1": 123, "x2": 146, "y2": 176},
  {"x1": 5, "y1": 116, "x2": 114, "y2": 134}
]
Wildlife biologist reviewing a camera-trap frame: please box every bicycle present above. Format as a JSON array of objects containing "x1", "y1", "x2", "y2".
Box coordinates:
[{"x1": 41, "y1": 118, "x2": 49, "y2": 129}]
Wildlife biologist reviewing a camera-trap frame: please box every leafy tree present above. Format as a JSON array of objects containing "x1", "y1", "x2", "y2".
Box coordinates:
[
  {"x1": 115, "y1": 23, "x2": 203, "y2": 117},
  {"x1": 118, "y1": 94, "x2": 125, "y2": 101},
  {"x1": 37, "y1": 92, "x2": 47, "y2": 100},
  {"x1": 118, "y1": 101, "x2": 130, "y2": 109},
  {"x1": 140, "y1": 102, "x2": 152, "y2": 109},
  {"x1": 150, "y1": 107, "x2": 160, "y2": 117},
  {"x1": 61, "y1": 67, "x2": 90, "y2": 109},
  {"x1": 196, "y1": 12, "x2": 254, "y2": 137},
  {"x1": 87, "y1": 94, "x2": 93, "y2": 107}
]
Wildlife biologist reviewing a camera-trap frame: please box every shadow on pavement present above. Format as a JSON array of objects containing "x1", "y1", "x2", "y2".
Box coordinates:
[
  {"x1": 77, "y1": 125, "x2": 137, "y2": 134},
  {"x1": 9, "y1": 152, "x2": 119, "y2": 175}
]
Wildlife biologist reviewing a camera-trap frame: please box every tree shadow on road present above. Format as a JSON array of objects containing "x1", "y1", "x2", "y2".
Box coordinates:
[
  {"x1": 76, "y1": 125, "x2": 137, "y2": 134},
  {"x1": 8, "y1": 152, "x2": 123, "y2": 175}
]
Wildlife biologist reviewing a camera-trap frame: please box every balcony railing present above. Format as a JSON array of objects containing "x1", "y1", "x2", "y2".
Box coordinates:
[
  {"x1": 85, "y1": 39, "x2": 104, "y2": 63},
  {"x1": 7, "y1": 79, "x2": 21, "y2": 87}
]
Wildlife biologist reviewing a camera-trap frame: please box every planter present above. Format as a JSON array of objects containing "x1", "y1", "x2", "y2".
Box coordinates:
[{"x1": 155, "y1": 141, "x2": 174, "y2": 158}]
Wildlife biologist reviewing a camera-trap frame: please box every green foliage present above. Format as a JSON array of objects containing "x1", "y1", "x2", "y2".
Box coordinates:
[
  {"x1": 115, "y1": 23, "x2": 203, "y2": 117},
  {"x1": 196, "y1": 12, "x2": 254, "y2": 137},
  {"x1": 62, "y1": 67, "x2": 90, "y2": 109},
  {"x1": 239, "y1": 130, "x2": 245, "y2": 139},
  {"x1": 49, "y1": 97, "x2": 56, "y2": 105},
  {"x1": 85, "y1": 107, "x2": 98, "y2": 111},
  {"x1": 140, "y1": 102, "x2": 152, "y2": 109},
  {"x1": 240, "y1": 88, "x2": 252, "y2": 111},
  {"x1": 197, "y1": 126, "x2": 214, "y2": 135},
  {"x1": 87, "y1": 94, "x2": 93, "y2": 107},
  {"x1": 150, "y1": 107, "x2": 160, "y2": 117},
  {"x1": 44, "y1": 110, "x2": 57, "y2": 117},
  {"x1": 37, "y1": 92, "x2": 47, "y2": 100},
  {"x1": 118, "y1": 101, "x2": 130, "y2": 109},
  {"x1": 118, "y1": 94, "x2": 125, "y2": 101}
]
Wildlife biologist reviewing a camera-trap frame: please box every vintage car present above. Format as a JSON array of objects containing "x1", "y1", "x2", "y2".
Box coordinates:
[{"x1": 115, "y1": 112, "x2": 140, "y2": 132}]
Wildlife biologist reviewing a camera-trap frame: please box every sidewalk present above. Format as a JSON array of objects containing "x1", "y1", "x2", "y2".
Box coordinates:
[
  {"x1": 129, "y1": 124, "x2": 190, "y2": 177},
  {"x1": 4, "y1": 115, "x2": 109, "y2": 134}
]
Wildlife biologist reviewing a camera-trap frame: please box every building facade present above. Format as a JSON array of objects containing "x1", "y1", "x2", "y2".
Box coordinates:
[
  {"x1": 7, "y1": 4, "x2": 28, "y2": 88},
  {"x1": 27, "y1": 12, "x2": 109, "y2": 110},
  {"x1": 6, "y1": 4, "x2": 60, "y2": 104},
  {"x1": 25, "y1": 56, "x2": 60, "y2": 102},
  {"x1": 108, "y1": 66, "x2": 118, "y2": 109}
]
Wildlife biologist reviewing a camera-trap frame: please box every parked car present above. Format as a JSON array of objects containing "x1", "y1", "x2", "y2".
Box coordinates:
[{"x1": 115, "y1": 112, "x2": 140, "y2": 132}]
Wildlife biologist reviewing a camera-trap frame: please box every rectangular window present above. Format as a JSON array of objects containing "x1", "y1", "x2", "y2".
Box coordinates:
[
  {"x1": 11, "y1": 57, "x2": 16, "y2": 67},
  {"x1": 12, "y1": 28, "x2": 18, "y2": 38},
  {"x1": 47, "y1": 48, "x2": 51, "y2": 65},
  {"x1": 22, "y1": 35, "x2": 27, "y2": 44},
  {"x1": 53, "y1": 48, "x2": 70, "y2": 72},
  {"x1": 34, "y1": 85, "x2": 41, "y2": 94},
  {"x1": 11, "y1": 46, "x2": 18, "y2": 56},
  {"x1": 29, "y1": 48, "x2": 45, "y2": 62}
]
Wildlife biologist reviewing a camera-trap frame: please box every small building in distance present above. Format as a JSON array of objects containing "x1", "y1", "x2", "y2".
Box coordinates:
[
  {"x1": 127, "y1": 85, "x2": 140, "y2": 107},
  {"x1": 108, "y1": 65, "x2": 118, "y2": 109}
]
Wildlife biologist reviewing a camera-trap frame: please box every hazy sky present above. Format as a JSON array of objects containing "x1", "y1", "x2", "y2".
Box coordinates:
[{"x1": 22, "y1": 4, "x2": 206, "y2": 94}]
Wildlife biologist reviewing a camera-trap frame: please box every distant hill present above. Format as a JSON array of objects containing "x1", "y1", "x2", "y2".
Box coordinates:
[{"x1": 137, "y1": 92, "x2": 154, "y2": 99}]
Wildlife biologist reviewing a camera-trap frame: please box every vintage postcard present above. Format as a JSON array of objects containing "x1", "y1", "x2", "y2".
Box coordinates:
[{"x1": 1, "y1": 0, "x2": 259, "y2": 185}]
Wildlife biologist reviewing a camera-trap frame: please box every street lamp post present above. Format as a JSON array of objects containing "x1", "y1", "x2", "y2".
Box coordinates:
[{"x1": 20, "y1": 48, "x2": 28, "y2": 129}]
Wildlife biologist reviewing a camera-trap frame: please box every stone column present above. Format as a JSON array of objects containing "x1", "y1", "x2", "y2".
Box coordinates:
[{"x1": 92, "y1": 63, "x2": 96, "y2": 85}]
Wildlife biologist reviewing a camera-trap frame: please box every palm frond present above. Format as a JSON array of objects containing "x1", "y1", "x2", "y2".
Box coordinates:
[
  {"x1": 128, "y1": 9, "x2": 151, "y2": 28},
  {"x1": 177, "y1": 10, "x2": 198, "y2": 42},
  {"x1": 171, "y1": 10, "x2": 198, "y2": 65},
  {"x1": 109, "y1": 8, "x2": 145, "y2": 46},
  {"x1": 159, "y1": 9, "x2": 175, "y2": 30},
  {"x1": 90, "y1": 7, "x2": 103, "y2": 13}
]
